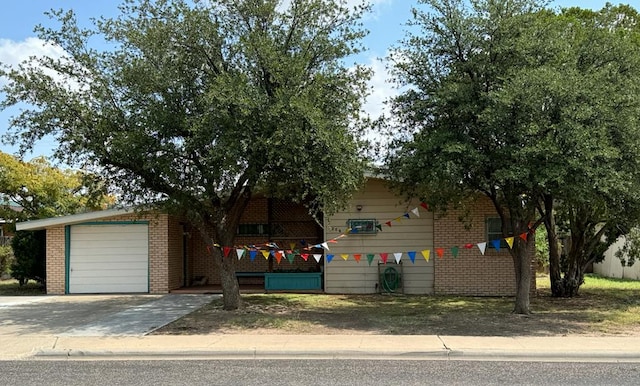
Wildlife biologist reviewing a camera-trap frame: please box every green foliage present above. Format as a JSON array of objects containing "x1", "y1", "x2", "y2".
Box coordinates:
[
  {"x1": 10, "y1": 230, "x2": 46, "y2": 286},
  {"x1": 0, "y1": 245, "x2": 13, "y2": 276},
  {"x1": 0, "y1": 151, "x2": 112, "y2": 222},
  {"x1": 0, "y1": 0, "x2": 370, "y2": 221},
  {"x1": 534, "y1": 227, "x2": 549, "y2": 270}
]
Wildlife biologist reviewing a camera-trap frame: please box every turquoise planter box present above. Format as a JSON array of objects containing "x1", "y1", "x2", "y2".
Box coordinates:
[{"x1": 264, "y1": 272, "x2": 322, "y2": 291}]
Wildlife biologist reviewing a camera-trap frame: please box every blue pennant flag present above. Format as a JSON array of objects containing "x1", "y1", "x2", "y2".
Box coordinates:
[{"x1": 490, "y1": 239, "x2": 501, "y2": 252}]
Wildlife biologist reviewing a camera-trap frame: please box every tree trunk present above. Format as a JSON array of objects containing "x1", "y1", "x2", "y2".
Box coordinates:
[
  {"x1": 213, "y1": 229, "x2": 243, "y2": 310},
  {"x1": 219, "y1": 248, "x2": 242, "y2": 310},
  {"x1": 512, "y1": 239, "x2": 532, "y2": 314},
  {"x1": 541, "y1": 198, "x2": 564, "y2": 297}
]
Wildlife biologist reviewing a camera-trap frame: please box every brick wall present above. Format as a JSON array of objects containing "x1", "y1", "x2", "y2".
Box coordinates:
[
  {"x1": 46, "y1": 226, "x2": 65, "y2": 294},
  {"x1": 167, "y1": 216, "x2": 184, "y2": 290},
  {"x1": 434, "y1": 196, "x2": 536, "y2": 296}
]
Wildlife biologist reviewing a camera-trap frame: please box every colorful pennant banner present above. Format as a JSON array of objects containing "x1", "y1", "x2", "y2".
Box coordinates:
[{"x1": 204, "y1": 201, "x2": 532, "y2": 265}]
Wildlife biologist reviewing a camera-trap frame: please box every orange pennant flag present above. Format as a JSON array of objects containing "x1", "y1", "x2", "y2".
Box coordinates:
[
  {"x1": 353, "y1": 254, "x2": 362, "y2": 263},
  {"x1": 436, "y1": 248, "x2": 445, "y2": 258},
  {"x1": 519, "y1": 232, "x2": 528, "y2": 241},
  {"x1": 275, "y1": 251, "x2": 283, "y2": 264}
]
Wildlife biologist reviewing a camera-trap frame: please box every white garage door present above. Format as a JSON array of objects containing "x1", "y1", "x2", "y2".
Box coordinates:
[{"x1": 69, "y1": 224, "x2": 149, "y2": 293}]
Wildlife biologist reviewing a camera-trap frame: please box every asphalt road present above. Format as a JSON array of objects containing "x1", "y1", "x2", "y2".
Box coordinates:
[{"x1": 1, "y1": 360, "x2": 639, "y2": 385}]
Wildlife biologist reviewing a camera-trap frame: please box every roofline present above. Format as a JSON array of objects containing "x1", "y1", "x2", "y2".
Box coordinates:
[{"x1": 16, "y1": 208, "x2": 135, "y2": 231}]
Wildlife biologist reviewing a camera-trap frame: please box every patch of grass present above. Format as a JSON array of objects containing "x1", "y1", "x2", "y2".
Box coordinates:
[
  {"x1": 0, "y1": 279, "x2": 45, "y2": 296},
  {"x1": 157, "y1": 274, "x2": 640, "y2": 337}
]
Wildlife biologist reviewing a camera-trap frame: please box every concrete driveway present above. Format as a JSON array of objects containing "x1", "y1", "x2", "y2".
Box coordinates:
[{"x1": 0, "y1": 294, "x2": 217, "y2": 336}]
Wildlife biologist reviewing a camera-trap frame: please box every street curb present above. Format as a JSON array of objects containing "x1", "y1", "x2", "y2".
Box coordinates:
[
  {"x1": 35, "y1": 349, "x2": 450, "y2": 360},
  {"x1": 448, "y1": 350, "x2": 640, "y2": 361},
  {"x1": 33, "y1": 348, "x2": 640, "y2": 362}
]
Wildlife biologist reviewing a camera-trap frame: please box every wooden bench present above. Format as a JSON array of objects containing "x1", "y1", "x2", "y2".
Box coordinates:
[{"x1": 235, "y1": 272, "x2": 266, "y2": 285}]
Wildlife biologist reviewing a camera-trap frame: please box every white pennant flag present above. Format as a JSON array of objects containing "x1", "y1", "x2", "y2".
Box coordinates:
[
  {"x1": 236, "y1": 249, "x2": 246, "y2": 260},
  {"x1": 321, "y1": 242, "x2": 330, "y2": 251},
  {"x1": 477, "y1": 242, "x2": 487, "y2": 255},
  {"x1": 411, "y1": 207, "x2": 420, "y2": 217},
  {"x1": 394, "y1": 252, "x2": 403, "y2": 263},
  {"x1": 313, "y1": 254, "x2": 322, "y2": 263}
]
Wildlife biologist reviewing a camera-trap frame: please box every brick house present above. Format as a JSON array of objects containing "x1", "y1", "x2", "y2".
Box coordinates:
[{"x1": 16, "y1": 177, "x2": 533, "y2": 296}]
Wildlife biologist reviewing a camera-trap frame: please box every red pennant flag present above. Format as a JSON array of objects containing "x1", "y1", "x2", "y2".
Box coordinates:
[
  {"x1": 275, "y1": 250, "x2": 283, "y2": 264},
  {"x1": 519, "y1": 232, "x2": 528, "y2": 241},
  {"x1": 436, "y1": 248, "x2": 444, "y2": 258},
  {"x1": 385, "y1": 221, "x2": 392, "y2": 227},
  {"x1": 223, "y1": 246, "x2": 232, "y2": 258},
  {"x1": 420, "y1": 202, "x2": 428, "y2": 210},
  {"x1": 380, "y1": 253, "x2": 389, "y2": 264},
  {"x1": 207, "y1": 245, "x2": 211, "y2": 254},
  {"x1": 354, "y1": 254, "x2": 362, "y2": 263},
  {"x1": 463, "y1": 243, "x2": 474, "y2": 249},
  {"x1": 300, "y1": 253, "x2": 309, "y2": 261}
]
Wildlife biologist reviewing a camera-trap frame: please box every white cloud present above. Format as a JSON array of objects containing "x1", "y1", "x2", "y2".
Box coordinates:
[
  {"x1": 0, "y1": 37, "x2": 65, "y2": 67},
  {"x1": 362, "y1": 54, "x2": 398, "y2": 121},
  {"x1": 0, "y1": 37, "x2": 67, "y2": 87}
]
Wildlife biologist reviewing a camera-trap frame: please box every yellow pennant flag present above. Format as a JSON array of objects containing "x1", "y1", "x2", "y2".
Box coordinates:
[
  {"x1": 421, "y1": 249, "x2": 430, "y2": 262},
  {"x1": 261, "y1": 250, "x2": 271, "y2": 260},
  {"x1": 505, "y1": 237, "x2": 514, "y2": 249},
  {"x1": 341, "y1": 254, "x2": 349, "y2": 261}
]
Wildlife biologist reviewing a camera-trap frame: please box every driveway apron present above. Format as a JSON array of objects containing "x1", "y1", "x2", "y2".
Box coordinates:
[
  {"x1": 60, "y1": 294, "x2": 217, "y2": 336},
  {"x1": 0, "y1": 294, "x2": 216, "y2": 337}
]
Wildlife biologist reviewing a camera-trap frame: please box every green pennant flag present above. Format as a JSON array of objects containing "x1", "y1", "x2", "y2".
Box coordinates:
[
  {"x1": 286, "y1": 253, "x2": 295, "y2": 264},
  {"x1": 367, "y1": 253, "x2": 375, "y2": 266},
  {"x1": 451, "y1": 246, "x2": 459, "y2": 258}
]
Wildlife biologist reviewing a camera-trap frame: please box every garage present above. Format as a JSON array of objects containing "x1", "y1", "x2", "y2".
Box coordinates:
[{"x1": 68, "y1": 223, "x2": 149, "y2": 293}]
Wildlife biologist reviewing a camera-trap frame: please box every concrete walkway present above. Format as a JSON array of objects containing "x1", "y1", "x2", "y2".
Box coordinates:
[{"x1": 1, "y1": 334, "x2": 639, "y2": 361}]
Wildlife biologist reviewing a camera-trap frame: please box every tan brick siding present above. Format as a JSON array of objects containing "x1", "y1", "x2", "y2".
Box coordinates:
[
  {"x1": 433, "y1": 196, "x2": 536, "y2": 296},
  {"x1": 45, "y1": 226, "x2": 66, "y2": 294}
]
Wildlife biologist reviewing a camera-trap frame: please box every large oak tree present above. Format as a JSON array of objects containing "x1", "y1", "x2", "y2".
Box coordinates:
[
  {"x1": 0, "y1": 0, "x2": 372, "y2": 309},
  {"x1": 385, "y1": 0, "x2": 640, "y2": 313}
]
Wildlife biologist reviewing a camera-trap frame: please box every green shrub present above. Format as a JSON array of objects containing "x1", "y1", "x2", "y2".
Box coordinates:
[
  {"x1": 10, "y1": 230, "x2": 46, "y2": 286},
  {"x1": 0, "y1": 245, "x2": 13, "y2": 276}
]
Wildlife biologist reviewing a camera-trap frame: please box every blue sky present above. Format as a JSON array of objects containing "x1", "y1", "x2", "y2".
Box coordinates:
[{"x1": 0, "y1": 0, "x2": 626, "y2": 159}]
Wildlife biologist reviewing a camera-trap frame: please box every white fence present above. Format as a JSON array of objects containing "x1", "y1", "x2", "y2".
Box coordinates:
[{"x1": 594, "y1": 237, "x2": 640, "y2": 280}]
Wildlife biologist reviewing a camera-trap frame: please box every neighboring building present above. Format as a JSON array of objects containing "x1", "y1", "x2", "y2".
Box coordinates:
[
  {"x1": 16, "y1": 178, "x2": 533, "y2": 296},
  {"x1": 0, "y1": 202, "x2": 22, "y2": 246}
]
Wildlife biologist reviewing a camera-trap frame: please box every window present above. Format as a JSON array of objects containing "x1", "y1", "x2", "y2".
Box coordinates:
[
  {"x1": 237, "y1": 224, "x2": 269, "y2": 236},
  {"x1": 486, "y1": 217, "x2": 512, "y2": 248},
  {"x1": 347, "y1": 219, "x2": 378, "y2": 234}
]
